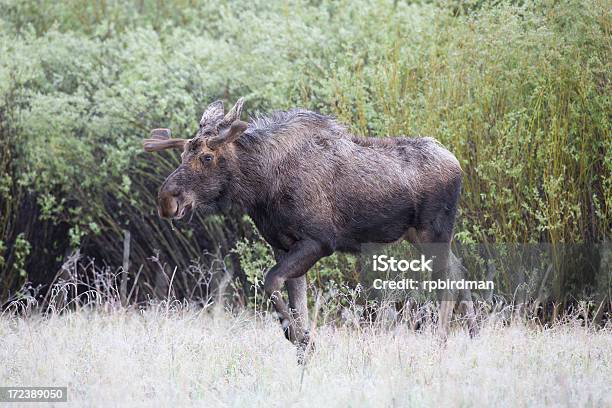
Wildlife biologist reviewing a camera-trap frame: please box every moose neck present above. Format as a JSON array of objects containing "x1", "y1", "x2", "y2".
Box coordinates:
[{"x1": 226, "y1": 138, "x2": 287, "y2": 214}]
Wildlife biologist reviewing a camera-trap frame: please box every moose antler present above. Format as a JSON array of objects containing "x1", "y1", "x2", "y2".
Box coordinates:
[
  {"x1": 143, "y1": 128, "x2": 188, "y2": 152},
  {"x1": 220, "y1": 97, "x2": 245, "y2": 127}
]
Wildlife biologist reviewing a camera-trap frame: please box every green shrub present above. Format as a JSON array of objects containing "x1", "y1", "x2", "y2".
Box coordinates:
[{"x1": 0, "y1": 0, "x2": 608, "y2": 307}]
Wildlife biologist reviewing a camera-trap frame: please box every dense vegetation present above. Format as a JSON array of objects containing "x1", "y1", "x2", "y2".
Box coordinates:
[{"x1": 0, "y1": 0, "x2": 609, "y2": 312}]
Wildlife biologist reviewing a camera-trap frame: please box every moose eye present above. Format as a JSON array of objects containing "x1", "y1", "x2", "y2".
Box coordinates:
[{"x1": 200, "y1": 154, "x2": 214, "y2": 163}]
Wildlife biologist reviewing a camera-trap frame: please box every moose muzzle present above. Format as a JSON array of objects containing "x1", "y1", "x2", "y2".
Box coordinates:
[
  {"x1": 157, "y1": 181, "x2": 194, "y2": 219},
  {"x1": 158, "y1": 190, "x2": 179, "y2": 218}
]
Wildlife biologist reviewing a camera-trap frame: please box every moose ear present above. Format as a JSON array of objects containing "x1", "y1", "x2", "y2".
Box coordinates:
[
  {"x1": 206, "y1": 120, "x2": 248, "y2": 150},
  {"x1": 200, "y1": 100, "x2": 225, "y2": 127},
  {"x1": 221, "y1": 97, "x2": 245, "y2": 126}
]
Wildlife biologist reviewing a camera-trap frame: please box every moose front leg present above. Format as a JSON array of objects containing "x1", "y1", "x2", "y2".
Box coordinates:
[
  {"x1": 273, "y1": 249, "x2": 310, "y2": 343},
  {"x1": 266, "y1": 240, "x2": 325, "y2": 346},
  {"x1": 286, "y1": 275, "x2": 309, "y2": 341}
]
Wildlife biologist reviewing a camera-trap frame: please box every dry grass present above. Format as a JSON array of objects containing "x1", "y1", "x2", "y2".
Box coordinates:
[{"x1": 1, "y1": 306, "x2": 610, "y2": 407}]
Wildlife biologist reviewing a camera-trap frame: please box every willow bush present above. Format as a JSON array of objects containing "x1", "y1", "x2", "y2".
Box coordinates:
[{"x1": 0, "y1": 0, "x2": 609, "y2": 307}]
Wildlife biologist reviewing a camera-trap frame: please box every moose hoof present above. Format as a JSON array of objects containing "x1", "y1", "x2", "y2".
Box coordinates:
[
  {"x1": 468, "y1": 321, "x2": 479, "y2": 338},
  {"x1": 281, "y1": 319, "x2": 293, "y2": 342},
  {"x1": 296, "y1": 330, "x2": 315, "y2": 365}
]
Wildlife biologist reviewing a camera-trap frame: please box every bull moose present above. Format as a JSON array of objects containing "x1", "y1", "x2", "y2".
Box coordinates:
[{"x1": 143, "y1": 98, "x2": 477, "y2": 359}]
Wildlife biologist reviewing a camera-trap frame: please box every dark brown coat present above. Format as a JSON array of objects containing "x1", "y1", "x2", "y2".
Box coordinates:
[{"x1": 144, "y1": 99, "x2": 476, "y2": 359}]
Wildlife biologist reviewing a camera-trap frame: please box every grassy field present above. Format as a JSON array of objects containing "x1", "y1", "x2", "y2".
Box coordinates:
[{"x1": 1, "y1": 307, "x2": 610, "y2": 407}]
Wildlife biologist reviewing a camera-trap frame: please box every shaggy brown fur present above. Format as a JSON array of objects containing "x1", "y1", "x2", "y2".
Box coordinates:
[{"x1": 144, "y1": 99, "x2": 477, "y2": 360}]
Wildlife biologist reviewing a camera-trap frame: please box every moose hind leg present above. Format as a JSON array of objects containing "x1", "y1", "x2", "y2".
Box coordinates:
[
  {"x1": 406, "y1": 229, "x2": 457, "y2": 340},
  {"x1": 449, "y1": 252, "x2": 479, "y2": 337},
  {"x1": 432, "y1": 244, "x2": 457, "y2": 341}
]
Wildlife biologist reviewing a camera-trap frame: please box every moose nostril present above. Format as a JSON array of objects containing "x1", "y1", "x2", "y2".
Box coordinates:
[
  {"x1": 163, "y1": 187, "x2": 181, "y2": 197},
  {"x1": 159, "y1": 188, "x2": 181, "y2": 200}
]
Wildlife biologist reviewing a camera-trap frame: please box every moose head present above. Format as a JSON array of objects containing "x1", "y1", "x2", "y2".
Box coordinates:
[{"x1": 143, "y1": 98, "x2": 248, "y2": 219}]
